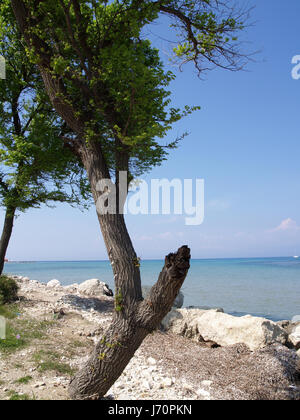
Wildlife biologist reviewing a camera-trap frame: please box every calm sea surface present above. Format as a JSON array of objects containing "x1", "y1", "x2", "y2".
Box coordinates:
[{"x1": 4, "y1": 257, "x2": 300, "y2": 321}]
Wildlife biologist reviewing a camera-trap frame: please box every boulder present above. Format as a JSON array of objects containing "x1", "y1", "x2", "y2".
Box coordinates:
[
  {"x1": 142, "y1": 285, "x2": 184, "y2": 308},
  {"x1": 292, "y1": 315, "x2": 300, "y2": 323},
  {"x1": 64, "y1": 283, "x2": 79, "y2": 293},
  {"x1": 78, "y1": 279, "x2": 113, "y2": 297},
  {"x1": 187, "y1": 305, "x2": 224, "y2": 312},
  {"x1": 162, "y1": 308, "x2": 287, "y2": 351},
  {"x1": 47, "y1": 279, "x2": 61, "y2": 288},
  {"x1": 288, "y1": 324, "x2": 300, "y2": 350},
  {"x1": 277, "y1": 320, "x2": 291, "y2": 330}
]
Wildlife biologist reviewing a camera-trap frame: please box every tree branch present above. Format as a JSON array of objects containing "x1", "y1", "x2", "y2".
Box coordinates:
[{"x1": 136, "y1": 245, "x2": 191, "y2": 331}]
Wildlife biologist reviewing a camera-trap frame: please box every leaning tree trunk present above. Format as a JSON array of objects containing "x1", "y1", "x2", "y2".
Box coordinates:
[
  {"x1": 69, "y1": 245, "x2": 190, "y2": 400},
  {"x1": 0, "y1": 207, "x2": 16, "y2": 275},
  {"x1": 68, "y1": 142, "x2": 191, "y2": 400}
]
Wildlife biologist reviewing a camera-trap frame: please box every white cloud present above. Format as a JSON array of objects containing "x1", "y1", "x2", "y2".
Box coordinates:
[{"x1": 269, "y1": 218, "x2": 300, "y2": 233}]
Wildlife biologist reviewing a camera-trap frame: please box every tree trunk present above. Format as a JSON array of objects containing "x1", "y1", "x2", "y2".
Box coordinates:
[
  {"x1": 69, "y1": 245, "x2": 190, "y2": 400},
  {"x1": 0, "y1": 207, "x2": 16, "y2": 275},
  {"x1": 66, "y1": 141, "x2": 191, "y2": 400}
]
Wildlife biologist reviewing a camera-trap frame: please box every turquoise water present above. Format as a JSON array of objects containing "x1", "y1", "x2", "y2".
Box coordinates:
[{"x1": 4, "y1": 257, "x2": 300, "y2": 321}]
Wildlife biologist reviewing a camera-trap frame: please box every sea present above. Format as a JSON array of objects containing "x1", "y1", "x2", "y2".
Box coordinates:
[{"x1": 3, "y1": 257, "x2": 300, "y2": 322}]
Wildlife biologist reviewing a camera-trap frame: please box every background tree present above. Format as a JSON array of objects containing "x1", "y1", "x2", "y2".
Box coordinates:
[
  {"x1": 0, "y1": 5, "x2": 90, "y2": 274},
  {"x1": 8, "y1": 0, "x2": 250, "y2": 399}
]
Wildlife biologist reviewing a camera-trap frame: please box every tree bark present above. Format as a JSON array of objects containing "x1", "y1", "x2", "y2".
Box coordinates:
[
  {"x1": 0, "y1": 207, "x2": 16, "y2": 275},
  {"x1": 77, "y1": 139, "x2": 143, "y2": 309},
  {"x1": 69, "y1": 245, "x2": 190, "y2": 400},
  {"x1": 67, "y1": 141, "x2": 191, "y2": 400}
]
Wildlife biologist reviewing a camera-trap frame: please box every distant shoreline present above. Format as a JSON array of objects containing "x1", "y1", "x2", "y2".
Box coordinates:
[{"x1": 4, "y1": 256, "x2": 300, "y2": 263}]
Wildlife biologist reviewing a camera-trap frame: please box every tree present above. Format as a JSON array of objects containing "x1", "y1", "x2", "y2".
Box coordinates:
[
  {"x1": 0, "y1": 4, "x2": 89, "y2": 274},
  {"x1": 8, "y1": 0, "x2": 250, "y2": 399}
]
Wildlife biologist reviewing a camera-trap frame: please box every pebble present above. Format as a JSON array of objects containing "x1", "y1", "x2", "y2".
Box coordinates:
[
  {"x1": 34, "y1": 382, "x2": 46, "y2": 388},
  {"x1": 162, "y1": 377, "x2": 173, "y2": 387},
  {"x1": 201, "y1": 380, "x2": 213, "y2": 387},
  {"x1": 147, "y1": 357, "x2": 156, "y2": 366},
  {"x1": 196, "y1": 388, "x2": 211, "y2": 399}
]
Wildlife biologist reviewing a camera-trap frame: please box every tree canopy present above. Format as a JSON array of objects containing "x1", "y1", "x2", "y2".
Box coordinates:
[
  {"x1": 0, "y1": 2, "x2": 90, "y2": 214},
  {"x1": 8, "y1": 0, "x2": 250, "y2": 184}
]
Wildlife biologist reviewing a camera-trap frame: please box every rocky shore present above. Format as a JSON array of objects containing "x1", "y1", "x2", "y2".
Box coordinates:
[{"x1": 0, "y1": 275, "x2": 299, "y2": 400}]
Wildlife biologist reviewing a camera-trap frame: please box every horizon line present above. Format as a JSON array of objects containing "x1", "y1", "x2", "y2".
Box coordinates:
[{"x1": 4, "y1": 255, "x2": 297, "y2": 263}]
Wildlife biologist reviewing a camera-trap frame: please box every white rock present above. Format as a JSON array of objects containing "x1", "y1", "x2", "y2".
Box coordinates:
[
  {"x1": 201, "y1": 380, "x2": 213, "y2": 388},
  {"x1": 182, "y1": 382, "x2": 193, "y2": 392},
  {"x1": 297, "y1": 349, "x2": 300, "y2": 358},
  {"x1": 78, "y1": 279, "x2": 113, "y2": 297},
  {"x1": 196, "y1": 388, "x2": 211, "y2": 399},
  {"x1": 162, "y1": 308, "x2": 287, "y2": 351},
  {"x1": 289, "y1": 324, "x2": 300, "y2": 349},
  {"x1": 162, "y1": 377, "x2": 173, "y2": 387},
  {"x1": 64, "y1": 283, "x2": 79, "y2": 293},
  {"x1": 147, "y1": 357, "x2": 156, "y2": 366},
  {"x1": 188, "y1": 306, "x2": 224, "y2": 312},
  {"x1": 141, "y1": 380, "x2": 152, "y2": 390},
  {"x1": 47, "y1": 279, "x2": 61, "y2": 288},
  {"x1": 291, "y1": 315, "x2": 300, "y2": 323}
]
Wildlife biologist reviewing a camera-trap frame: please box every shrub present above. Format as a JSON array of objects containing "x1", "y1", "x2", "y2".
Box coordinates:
[{"x1": 0, "y1": 276, "x2": 19, "y2": 304}]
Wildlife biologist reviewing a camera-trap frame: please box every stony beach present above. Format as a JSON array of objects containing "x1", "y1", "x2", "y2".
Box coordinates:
[{"x1": 0, "y1": 276, "x2": 299, "y2": 400}]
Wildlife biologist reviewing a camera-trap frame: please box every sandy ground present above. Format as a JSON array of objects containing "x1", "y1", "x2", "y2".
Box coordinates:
[{"x1": 0, "y1": 277, "x2": 299, "y2": 400}]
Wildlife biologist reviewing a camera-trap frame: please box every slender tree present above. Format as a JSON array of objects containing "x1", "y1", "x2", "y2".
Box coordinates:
[
  {"x1": 7, "y1": 0, "x2": 250, "y2": 399},
  {"x1": 0, "y1": 6, "x2": 89, "y2": 273}
]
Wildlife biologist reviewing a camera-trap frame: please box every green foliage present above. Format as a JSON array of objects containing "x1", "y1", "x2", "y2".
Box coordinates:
[
  {"x1": 2, "y1": 1, "x2": 203, "y2": 179},
  {"x1": 2, "y1": 0, "x2": 248, "y2": 181},
  {"x1": 0, "y1": 275, "x2": 19, "y2": 304},
  {"x1": 97, "y1": 352, "x2": 106, "y2": 361},
  {"x1": 115, "y1": 288, "x2": 124, "y2": 312},
  {"x1": 165, "y1": 0, "x2": 247, "y2": 72},
  {"x1": 0, "y1": 3, "x2": 91, "y2": 215}
]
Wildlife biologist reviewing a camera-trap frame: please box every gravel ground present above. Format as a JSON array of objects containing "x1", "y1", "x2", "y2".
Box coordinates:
[{"x1": 0, "y1": 276, "x2": 299, "y2": 400}]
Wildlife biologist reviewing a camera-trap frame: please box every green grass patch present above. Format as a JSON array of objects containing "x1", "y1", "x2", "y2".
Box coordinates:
[
  {"x1": 33, "y1": 350, "x2": 74, "y2": 376},
  {"x1": 70, "y1": 340, "x2": 86, "y2": 348},
  {"x1": 0, "y1": 309, "x2": 55, "y2": 354},
  {"x1": 0, "y1": 303, "x2": 20, "y2": 319},
  {"x1": 14, "y1": 376, "x2": 33, "y2": 385},
  {"x1": 6, "y1": 390, "x2": 34, "y2": 400}
]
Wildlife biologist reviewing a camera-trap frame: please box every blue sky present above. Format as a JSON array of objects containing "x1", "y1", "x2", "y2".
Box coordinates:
[{"x1": 3, "y1": 0, "x2": 300, "y2": 260}]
